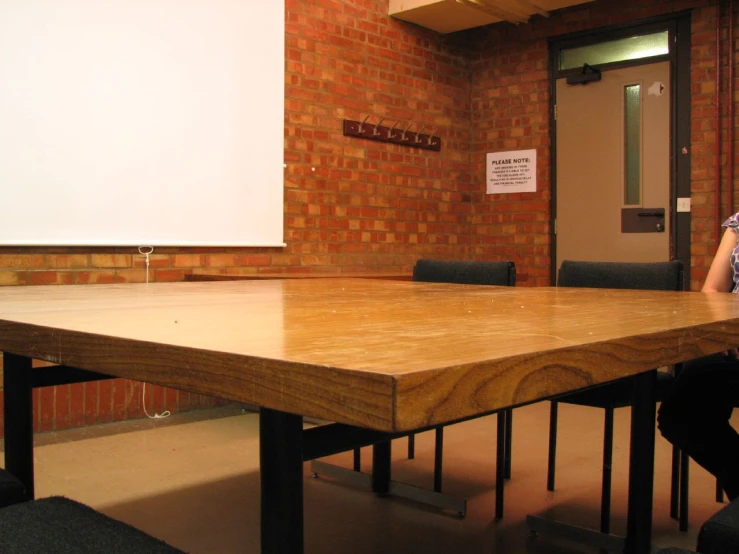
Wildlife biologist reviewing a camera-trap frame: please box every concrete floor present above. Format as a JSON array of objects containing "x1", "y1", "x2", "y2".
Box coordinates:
[{"x1": 20, "y1": 401, "x2": 728, "y2": 553}]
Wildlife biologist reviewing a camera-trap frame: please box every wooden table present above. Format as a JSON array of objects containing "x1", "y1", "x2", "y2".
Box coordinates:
[
  {"x1": 185, "y1": 272, "x2": 412, "y2": 282},
  {"x1": 1, "y1": 278, "x2": 739, "y2": 554}
]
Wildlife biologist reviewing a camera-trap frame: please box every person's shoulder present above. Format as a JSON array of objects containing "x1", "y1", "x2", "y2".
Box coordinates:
[{"x1": 723, "y1": 212, "x2": 739, "y2": 229}]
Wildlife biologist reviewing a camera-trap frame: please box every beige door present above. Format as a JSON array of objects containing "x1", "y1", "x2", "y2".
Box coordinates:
[{"x1": 555, "y1": 61, "x2": 670, "y2": 270}]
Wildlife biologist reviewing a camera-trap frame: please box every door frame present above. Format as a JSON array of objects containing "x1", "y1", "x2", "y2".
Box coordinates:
[{"x1": 549, "y1": 12, "x2": 691, "y2": 286}]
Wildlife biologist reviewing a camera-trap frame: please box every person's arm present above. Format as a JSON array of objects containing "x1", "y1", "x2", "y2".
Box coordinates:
[
  {"x1": 703, "y1": 227, "x2": 739, "y2": 358},
  {"x1": 702, "y1": 227, "x2": 738, "y2": 292}
]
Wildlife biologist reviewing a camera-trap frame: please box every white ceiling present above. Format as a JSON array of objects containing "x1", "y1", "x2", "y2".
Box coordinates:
[{"x1": 389, "y1": 0, "x2": 596, "y2": 34}]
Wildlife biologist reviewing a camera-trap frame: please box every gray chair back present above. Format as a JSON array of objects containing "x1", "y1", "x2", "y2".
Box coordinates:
[
  {"x1": 557, "y1": 260, "x2": 684, "y2": 291},
  {"x1": 697, "y1": 495, "x2": 739, "y2": 554},
  {"x1": 412, "y1": 259, "x2": 516, "y2": 286}
]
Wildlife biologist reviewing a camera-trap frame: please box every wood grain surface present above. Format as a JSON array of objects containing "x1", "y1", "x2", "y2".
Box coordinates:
[
  {"x1": 185, "y1": 272, "x2": 412, "y2": 281},
  {"x1": 1, "y1": 279, "x2": 739, "y2": 431}
]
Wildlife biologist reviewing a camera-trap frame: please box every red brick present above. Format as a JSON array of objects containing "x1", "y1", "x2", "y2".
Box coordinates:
[
  {"x1": 154, "y1": 269, "x2": 186, "y2": 282},
  {"x1": 165, "y1": 387, "x2": 179, "y2": 413},
  {"x1": 84, "y1": 382, "x2": 98, "y2": 426},
  {"x1": 47, "y1": 255, "x2": 89, "y2": 269},
  {"x1": 39, "y1": 387, "x2": 54, "y2": 432},
  {"x1": 127, "y1": 381, "x2": 142, "y2": 419},
  {"x1": 69, "y1": 383, "x2": 86, "y2": 428},
  {"x1": 91, "y1": 254, "x2": 132, "y2": 268},
  {"x1": 116, "y1": 269, "x2": 147, "y2": 283},
  {"x1": 0, "y1": 255, "x2": 45, "y2": 269},
  {"x1": 31, "y1": 389, "x2": 40, "y2": 433},
  {"x1": 27, "y1": 271, "x2": 75, "y2": 286},
  {"x1": 172, "y1": 254, "x2": 205, "y2": 267},
  {"x1": 112, "y1": 379, "x2": 128, "y2": 421},
  {"x1": 54, "y1": 385, "x2": 70, "y2": 431},
  {"x1": 151, "y1": 385, "x2": 166, "y2": 416},
  {"x1": 0, "y1": 271, "x2": 21, "y2": 286},
  {"x1": 76, "y1": 271, "x2": 120, "y2": 285},
  {"x1": 97, "y1": 380, "x2": 113, "y2": 423}
]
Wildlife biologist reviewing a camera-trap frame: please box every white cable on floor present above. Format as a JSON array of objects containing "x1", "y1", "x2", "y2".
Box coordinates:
[{"x1": 142, "y1": 382, "x2": 171, "y2": 419}]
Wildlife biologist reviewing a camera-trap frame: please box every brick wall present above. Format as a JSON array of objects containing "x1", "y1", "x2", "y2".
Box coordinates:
[
  {"x1": 0, "y1": 0, "x2": 735, "y2": 433},
  {"x1": 14, "y1": 371, "x2": 225, "y2": 436},
  {"x1": 282, "y1": 0, "x2": 474, "y2": 271},
  {"x1": 689, "y1": 0, "x2": 734, "y2": 286},
  {"x1": 467, "y1": 0, "x2": 728, "y2": 288}
]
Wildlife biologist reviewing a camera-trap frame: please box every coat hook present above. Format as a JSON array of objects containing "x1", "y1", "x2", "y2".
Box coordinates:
[
  {"x1": 342, "y1": 118, "x2": 440, "y2": 151},
  {"x1": 358, "y1": 115, "x2": 370, "y2": 133},
  {"x1": 427, "y1": 128, "x2": 437, "y2": 145},
  {"x1": 373, "y1": 117, "x2": 385, "y2": 136},
  {"x1": 401, "y1": 122, "x2": 413, "y2": 141}
]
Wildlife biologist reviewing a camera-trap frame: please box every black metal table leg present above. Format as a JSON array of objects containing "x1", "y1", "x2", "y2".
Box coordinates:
[
  {"x1": 670, "y1": 445, "x2": 680, "y2": 519},
  {"x1": 495, "y1": 409, "x2": 506, "y2": 520},
  {"x1": 352, "y1": 448, "x2": 361, "y2": 472},
  {"x1": 547, "y1": 402, "x2": 558, "y2": 491},
  {"x1": 371, "y1": 440, "x2": 391, "y2": 494},
  {"x1": 679, "y1": 449, "x2": 689, "y2": 531},
  {"x1": 3, "y1": 353, "x2": 34, "y2": 500},
  {"x1": 624, "y1": 370, "x2": 657, "y2": 554},
  {"x1": 260, "y1": 408, "x2": 304, "y2": 554},
  {"x1": 601, "y1": 406, "x2": 614, "y2": 534},
  {"x1": 716, "y1": 477, "x2": 724, "y2": 503},
  {"x1": 504, "y1": 408, "x2": 512, "y2": 479},
  {"x1": 433, "y1": 427, "x2": 443, "y2": 493}
]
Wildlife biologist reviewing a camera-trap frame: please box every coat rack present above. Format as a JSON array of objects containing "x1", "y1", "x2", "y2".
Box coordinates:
[{"x1": 342, "y1": 117, "x2": 441, "y2": 152}]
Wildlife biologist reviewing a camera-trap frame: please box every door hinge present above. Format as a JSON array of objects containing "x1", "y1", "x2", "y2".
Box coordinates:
[
  {"x1": 553, "y1": 219, "x2": 557, "y2": 234},
  {"x1": 554, "y1": 104, "x2": 557, "y2": 120}
]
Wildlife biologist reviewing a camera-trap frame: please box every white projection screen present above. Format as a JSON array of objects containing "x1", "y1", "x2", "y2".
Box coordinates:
[{"x1": 0, "y1": 0, "x2": 285, "y2": 247}]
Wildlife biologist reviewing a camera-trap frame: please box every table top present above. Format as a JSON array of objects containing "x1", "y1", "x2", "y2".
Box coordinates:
[
  {"x1": 185, "y1": 272, "x2": 412, "y2": 281},
  {"x1": 1, "y1": 279, "x2": 739, "y2": 432}
]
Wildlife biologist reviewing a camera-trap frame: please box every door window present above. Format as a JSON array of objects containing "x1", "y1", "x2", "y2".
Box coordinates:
[
  {"x1": 560, "y1": 31, "x2": 669, "y2": 70},
  {"x1": 624, "y1": 84, "x2": 641, "y2": 206}
]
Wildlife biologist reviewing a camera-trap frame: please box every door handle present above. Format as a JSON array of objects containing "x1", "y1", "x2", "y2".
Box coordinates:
[{"x1": 621, "y1": 207, "x2": 666, "y2": 233}]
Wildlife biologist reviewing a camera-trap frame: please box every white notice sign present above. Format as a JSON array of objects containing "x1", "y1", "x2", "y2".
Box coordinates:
[{"x1": 486, "y1": 149, "x2": 537, "y2": 194}]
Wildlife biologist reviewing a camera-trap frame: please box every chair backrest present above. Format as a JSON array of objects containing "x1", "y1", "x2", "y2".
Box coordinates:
[
  {"x1": 412, "y1": 259, "x2": 516, "y2": 286},
  {"x1": 557, "y1": 260, "x2": 684, "y2": 291}
]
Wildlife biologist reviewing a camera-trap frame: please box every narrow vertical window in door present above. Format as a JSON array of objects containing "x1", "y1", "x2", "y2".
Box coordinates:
[{"x1": 624, "y1": 84, "x2": 641, "y2": 206}]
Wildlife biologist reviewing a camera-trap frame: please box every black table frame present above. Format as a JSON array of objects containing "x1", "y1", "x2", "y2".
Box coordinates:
[{"x1": 3, "y1": 352, "x2": 657, "y2": 554}]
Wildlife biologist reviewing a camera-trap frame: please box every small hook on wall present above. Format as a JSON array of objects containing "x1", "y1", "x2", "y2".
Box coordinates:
[
  {"x1": 358, "y1": 115, "x2": 371, "y2": 133},
  {"x1": 427, "y1": 128, "x2": 437, "y2": 145},
  {"x1": 373, "y1": 117, "x2": 385, "y2": 136},
  {"x1": 401, "y1": 122, "x2": 413, "y2": 141}
]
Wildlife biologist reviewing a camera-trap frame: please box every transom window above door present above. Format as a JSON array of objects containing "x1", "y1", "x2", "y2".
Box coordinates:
[{"x1": 560, "y1": 31, "x2": 670, "y2": 70}]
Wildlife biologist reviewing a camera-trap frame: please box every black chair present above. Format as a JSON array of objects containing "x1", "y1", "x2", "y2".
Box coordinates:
[
  {"x1": 653, "y1": 496, "x2": 739, "y2": 554},
  {"x1": 411, "y1": 258, "x2": 516, "y2": 286},
  {"x1": 0, "y1": 468, "x2": 186, "y2": 553},
  {"x1": 0, "y1": 467, "x2": 27, "y2": 509},
  {"x1": 653, "y1": 497, "x2": 739, "y2": 554},
  {"x1": 697, "y1": 495, "x2": 739, "y2": 553},
  {"x1": 410, "y1": 258, "x2": 516, "y2": 490},
  {"x1": 361, "y1": 259, "x2": 516, "y2": 518},
  {"x1": 548, "y1": 260, "x2": 688, "y2": 533}
]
